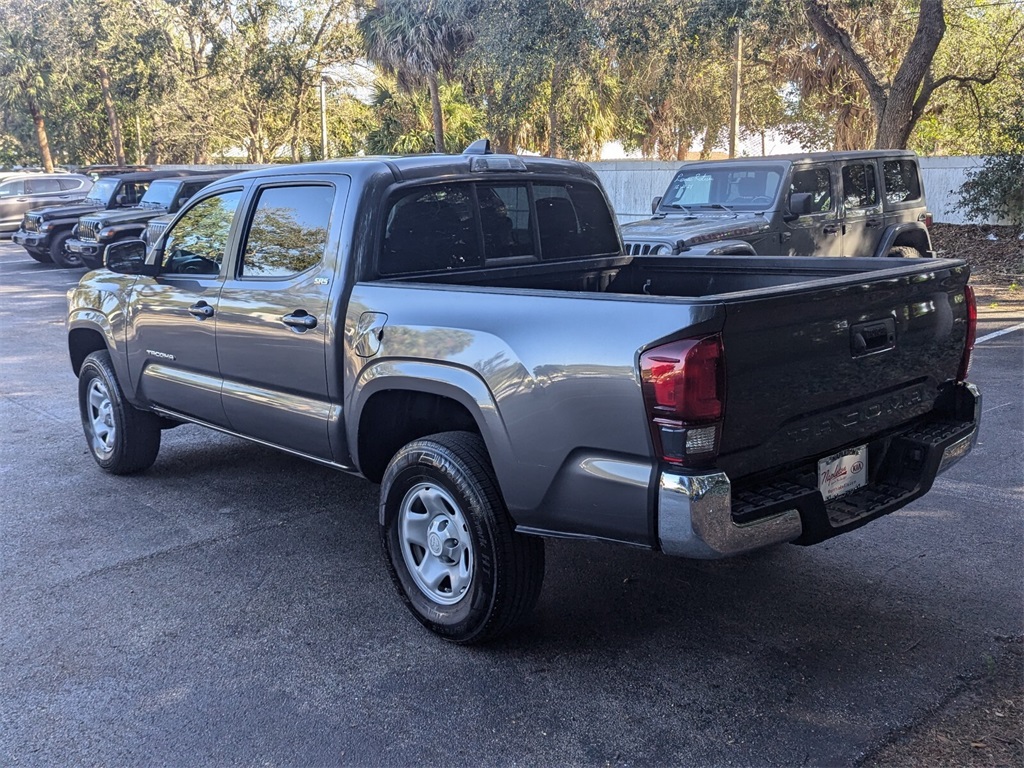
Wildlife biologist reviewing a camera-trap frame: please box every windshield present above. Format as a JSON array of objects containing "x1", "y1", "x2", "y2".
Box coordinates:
[
  {"x1": 659, "y1": 164, "x2": 787, "y2": 212},
  {"x1": 139, "y1": 180, "x2": 178, "y2": 209},
  {"x1": 85, "y1": 177, "x2": 119, "y2": 204}
]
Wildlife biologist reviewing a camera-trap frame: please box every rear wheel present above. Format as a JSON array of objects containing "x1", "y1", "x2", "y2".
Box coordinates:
[
  {"x1": 887, "y1": 245, "x2": 921, "y2": 258},
  {"x1": 25, "y1": 246, "x2": 53, "y2": 264},
  {"x1": 380, "y1": 431, "x2": 545, "y2": 644},
  {"x1": 78, "y1": 350, "x2": 161, "y2": 474},
  {"x1": 51, "y1": 231, "x2": 83, "y2": 268}
]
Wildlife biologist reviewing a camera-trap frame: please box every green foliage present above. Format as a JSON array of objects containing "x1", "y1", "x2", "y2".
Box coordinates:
[{"x1": 366, "y1": 80, "x2": 483, "y2": 154}]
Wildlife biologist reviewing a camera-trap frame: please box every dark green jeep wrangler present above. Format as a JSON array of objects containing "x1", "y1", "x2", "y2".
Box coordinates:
[{"x1": 621, "y1": 150, "x2": 934, "y2": 259}]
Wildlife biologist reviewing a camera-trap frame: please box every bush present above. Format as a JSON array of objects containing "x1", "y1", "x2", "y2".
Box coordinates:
[{"x1": 955, "y1": 153, "x2": 1024, "y2": 227}]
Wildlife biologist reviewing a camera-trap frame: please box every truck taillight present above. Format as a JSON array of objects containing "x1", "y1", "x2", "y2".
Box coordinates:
[
  {"x1": 958, "y1": 285, "x2": 977, "y2": 382},
  {"x1": 639, "y1": 334, "x2": 724, "y2": 466},
  {"x1": 919, "y1": 211, "x2": 933, "y2": 228}
]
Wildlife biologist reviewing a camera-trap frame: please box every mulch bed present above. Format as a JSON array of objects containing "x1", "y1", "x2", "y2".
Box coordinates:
[{"x1": 931, "y1": 223, "x2": 1024, "y2": 313}]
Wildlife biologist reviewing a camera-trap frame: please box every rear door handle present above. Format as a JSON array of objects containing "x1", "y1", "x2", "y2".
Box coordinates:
[
  {"x1": 188, "y1": 301, "x2": 214, "y2": 319},
  {"x1": 866, "y1": 218, "x2": 882, "y2": 228},
  {"x1": 282, "y1": 311, "x2": 317, "y2": 331},
  {"x1": 823, "y1": 224, "x2": 840, "y2": 236}
]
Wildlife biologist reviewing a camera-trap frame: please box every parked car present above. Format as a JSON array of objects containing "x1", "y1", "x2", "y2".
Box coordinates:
[
  {"x1": 621, "y1": 150, "x2": 934, "y2": 259},
  {"x1": 69, "y1": 173, "x2": 234, "y2": 270},
  {"x1": 68, "y1": 147, "x2": 979, "y2": 643},
  {"x1": 12, "y1": 170, "x2": 188, "y2": 267},
  {"x1": 0, "y1": 173, "x2": 92, "y2": 234}
]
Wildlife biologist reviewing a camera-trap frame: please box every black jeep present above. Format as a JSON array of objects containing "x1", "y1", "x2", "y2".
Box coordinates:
[
  {"x1": 12, "y1": 170, "x2": 189, "y2": 267},
  {"x1": 620, "y1": 150, "x2": 934, "y2": 259},
  {"x1": 68, "y1": 173, "x2": 233, "y2": 270}
]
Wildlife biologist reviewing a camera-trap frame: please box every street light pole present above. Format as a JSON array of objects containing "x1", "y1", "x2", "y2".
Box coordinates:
[{"x1": 320, "y1": 76, "x2": 329, "y2": 160}]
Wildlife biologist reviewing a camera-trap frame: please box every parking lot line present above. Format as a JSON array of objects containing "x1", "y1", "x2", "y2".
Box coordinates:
[{"x1": 977, "y1": 322, "x2": 1024, "y2": 345}]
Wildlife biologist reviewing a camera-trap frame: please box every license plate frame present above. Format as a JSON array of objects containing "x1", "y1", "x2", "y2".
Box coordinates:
[{"x1": 818, "y1": 445, "x2": 868, "y2": 501}]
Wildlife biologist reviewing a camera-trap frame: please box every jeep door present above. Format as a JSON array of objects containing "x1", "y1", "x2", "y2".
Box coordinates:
[
  {"x1": 214, "y1": 178, "x2": 346, "y2": 460},
  {"x1": 783, "y1": 164, "x2": 842, "y2": 256},
  {"x1": 126, "y1": 186, "x2": 247, "y2": 426},
  {"x1": 839, "y1": 160, "x2": 884, "y2": 257}
]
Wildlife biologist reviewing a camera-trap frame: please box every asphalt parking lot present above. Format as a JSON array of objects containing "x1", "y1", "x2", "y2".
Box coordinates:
[{"x1": 1, "y1": 241, "x2": 1021, "y2": 766}]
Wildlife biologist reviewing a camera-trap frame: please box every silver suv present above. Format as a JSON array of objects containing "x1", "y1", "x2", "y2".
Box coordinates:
[{"x1": 0, "y1": 173, "x2": 93, "y2": 233}]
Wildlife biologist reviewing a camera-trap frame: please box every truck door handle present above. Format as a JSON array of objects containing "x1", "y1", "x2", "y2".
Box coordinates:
[
  {"x1": 282, "y1": 311, "x2": 317, "y2": 330},
  {"x1": 188, "y1": 301, "x2": 214, "y2": 319},
  {"x1": 823, "y1": 224, "x2": 840, "y2": 236},
  {"x1": 866, "y1": 218, "x2": 882, "y2": 228}
]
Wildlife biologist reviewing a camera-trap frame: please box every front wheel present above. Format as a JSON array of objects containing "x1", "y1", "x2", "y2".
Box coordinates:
[
  {"x1": 25, "y1": 246, "x2": 53, "y2": 264},
  {"x1": 51, "y1": 231, "x2": 83, "y2": 268},
  {"x1": 78, "y1": 350, "x2": 161, "y2": 474},
  {"x1": 380, "y1": 431, "x2": 545, "y2": 644}
]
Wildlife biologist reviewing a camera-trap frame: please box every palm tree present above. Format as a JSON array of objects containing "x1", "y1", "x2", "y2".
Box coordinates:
[
  {"x1": 359, "y1": 0, "x2": 475, "y2": 153},
  {"x1": 0, "y1": 23, "x2": 55, "y2": 171}
]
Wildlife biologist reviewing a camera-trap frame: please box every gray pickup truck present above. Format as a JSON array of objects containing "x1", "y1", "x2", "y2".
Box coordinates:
[
  {"x1": 67, "y1": 148, "x2": 980, "y2": 643},
  {"x1": 621, "y1": 150, "x2": 934, "y2": 259}
]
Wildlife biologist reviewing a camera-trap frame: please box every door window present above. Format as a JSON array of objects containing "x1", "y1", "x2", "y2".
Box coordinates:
[
  {"x1": 790, "y1": 167, "x2": 832, "y2": 213},
  {"x1": 0, "y1": 180, "x2": 25, "y2": 197},
  {"x1": 161, "y1": 190, "x2": 244, "y2": 276},
  {"x1": 239, "y1": 185, "x2": 334, "y2": 278},
  {"x1": 842, "y1": 164, "x2": 878, "y2": 208}
]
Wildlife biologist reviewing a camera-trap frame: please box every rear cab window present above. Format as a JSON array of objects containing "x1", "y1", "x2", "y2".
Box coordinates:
[{"x1": 379, "y1": 179, "x2": 619, "y2": 276}]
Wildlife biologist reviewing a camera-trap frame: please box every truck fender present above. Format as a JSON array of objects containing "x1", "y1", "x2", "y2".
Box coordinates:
[
  {"x1": 875, "y1": 222, "x2": 933, "y2": 257},
  {"x1": 67, "y1": 313, "x2": 133, "y2": 395},
  {"x1": 348, "y1": 359, "x2": 515, "y2": 519}
]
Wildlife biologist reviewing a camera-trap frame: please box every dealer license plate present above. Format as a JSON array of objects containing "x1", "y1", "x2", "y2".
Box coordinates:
[{"x1": 818, "y1": 445, "x2": 868, "y2": 501}]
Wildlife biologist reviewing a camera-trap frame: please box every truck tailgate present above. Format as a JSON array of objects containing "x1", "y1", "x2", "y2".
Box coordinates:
[{"x1": 716, "y1": 260, "x2": 971, "y2": 483}]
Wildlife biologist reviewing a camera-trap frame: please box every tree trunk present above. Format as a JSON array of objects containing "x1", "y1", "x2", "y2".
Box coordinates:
[
  {"x1": 98, "y1": 64, "x2": 127, "y2": 166},
  {"x1": 803, "y1": 0, "x2": 947, "y2": 150},
  {"x1": 26, "y1": 94, "x2": 54, "y2": 173},
  {"x1": 427, "y1": 70, "x2": 445, "y2": 153},
  {"x1": 699, "y1": 124, "x2": 716, "y2": 160},
  {"x1": 547, "y1": 64, "x2": 562, "y2": 158}
]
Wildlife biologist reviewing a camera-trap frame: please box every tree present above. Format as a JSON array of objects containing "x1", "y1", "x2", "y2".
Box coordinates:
[
  {"x1": 803, "y1": 0, "x2": 1024, "y2": 149},
  {"x1": 359, "y1": 0, "x2": 476, "y2": 153},
  {"x1": 0, "y1": 5, "x2": 57, "y2": 170}
]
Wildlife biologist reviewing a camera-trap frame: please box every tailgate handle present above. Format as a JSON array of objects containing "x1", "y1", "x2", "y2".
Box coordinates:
[{"x1": 851, "y1": 318, "x2": 896, "y2": 356}]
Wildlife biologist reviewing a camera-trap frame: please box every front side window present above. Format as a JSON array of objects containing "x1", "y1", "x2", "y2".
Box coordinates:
[
  {"x1": 240, "y1": 185, "x2": 334, "y2": 278},
  {"x1": 883, "y1": 160, "x2": 921, "y2": 203},
  {"x1": 117, "y1": 181, "x2": 150, "y2": 206},
  {"x1": 0, "y1": 180, "x2": 25, "y2": 197},
  {"x1": 790, "y1": 167, "x2": 832, "y2": 213},
  {"x1": 842, "y1": 164, "x2": 878, "y2": 208},
  {"x1": 161, "y1": 190, "x2": 243, "y2": 276}
]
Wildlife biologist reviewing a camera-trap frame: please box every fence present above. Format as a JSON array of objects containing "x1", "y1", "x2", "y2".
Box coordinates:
[{"x1": 587, "y1": 156, "x2": 1006, "y2": 226}]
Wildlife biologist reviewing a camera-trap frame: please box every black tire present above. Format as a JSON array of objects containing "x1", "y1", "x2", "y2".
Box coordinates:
[
  {"x1": 25, "y1": 246, "x2": 53, "y2": 264},
  {"x1": 78, "y1": 350, "x2": 161, "y2": 474},
  {"x1": 50, "y1": 231, "x2": 83, "y2": 268},
  {"x1": 380, "y1": 431, "x2": 545, "y2": 644},
  {"x1": 887, "y1": 245, "x2": 921, "y2": 258}
]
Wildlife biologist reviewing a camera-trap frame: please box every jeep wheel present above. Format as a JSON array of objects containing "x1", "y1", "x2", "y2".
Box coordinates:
[
  {"x1": 887, "y1": 245, "x2": 921, "y2": 258},
  {"x1": 25, "y1": 246, "x2": 53, "y2": 264},
  {"x1": 380, "y1": 431, "x2": 545, "y2": 644},
  {"x1": 78, "y1": 350, "x2": 161, "y2": 474},
  {"x1": 51, "y1": 231, "x2": 83, "y2": 269}
]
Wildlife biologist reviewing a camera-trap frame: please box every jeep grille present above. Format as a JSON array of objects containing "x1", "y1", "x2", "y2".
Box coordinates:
[
  {"x1": 77, "y1": 220, "x2": 100, "y2": 242},
  {"x1": 144, "y1": 220, "x2": 168, "y2": 245},
  {"x1": 625, "y1": 241, "x2": 664, "y2": 256}
]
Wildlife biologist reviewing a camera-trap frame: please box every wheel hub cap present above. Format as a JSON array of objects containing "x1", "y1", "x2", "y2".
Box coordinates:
[{"x1": 397, "y1": 483, "x2": 474, "y2": 606}]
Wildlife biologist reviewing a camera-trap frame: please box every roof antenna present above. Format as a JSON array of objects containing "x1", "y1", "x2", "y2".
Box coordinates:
[{"x1": 463, "y1": 139, "x2": 493, "y2": 155}]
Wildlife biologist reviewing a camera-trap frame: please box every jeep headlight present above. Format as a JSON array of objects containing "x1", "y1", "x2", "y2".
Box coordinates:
[{"x1": 653, "y1": 244, "x2": 672, "y2": 255}]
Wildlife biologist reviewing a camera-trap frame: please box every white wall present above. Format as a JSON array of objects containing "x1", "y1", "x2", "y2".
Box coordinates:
[{"x1": 588, "y1": 156, "x2": 1006, "y2": 225}]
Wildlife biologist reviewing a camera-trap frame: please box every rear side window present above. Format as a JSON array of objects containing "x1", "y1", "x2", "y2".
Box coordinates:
[
  {"x1": 883, "y1": 160, "x2": 922, "y2": 203},
  {"x1": 58, "y1": 178, "x2": 84, "y2": 191},
  {"x1": 26, "y1": 178, "x2": 61, "y2": 194},
  {"x1": 790, "y1": 167, "x2": 832, "y2": 213},
  {"x1": 842, "y1": 164, "x2": 878, "y2": 208},
  {"x1": 240, "y1": 185, "x2": 334, "y2": 278}
]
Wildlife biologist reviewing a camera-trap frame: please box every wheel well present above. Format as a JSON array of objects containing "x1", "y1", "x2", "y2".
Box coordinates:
[
  {"x1": 357, "y1": 390, "x2": 480, "y2": 483},
  {"x1": 890, "y1": 228, "x2": 930, "y2": 255},
  {"x1": 68, "y1": 328, "x2": 107, "y2": 376}
]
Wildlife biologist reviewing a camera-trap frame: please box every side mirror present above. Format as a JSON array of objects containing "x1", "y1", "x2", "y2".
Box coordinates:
[
  {"x1": 104, "y1": 238, "x2": 159, "y2": 276},
  {"x1": 786, "y1": 192, "x2": 813, "y2": 221},
  {"x1": 175, "y1": 196, "x2": 189, "y2": 210},
  {"x1": 651, "y1": 196, "x2": 663, "y2": 214},
  {"x1": 115, "y1": 193, "x2": 128, "y2": 206}
]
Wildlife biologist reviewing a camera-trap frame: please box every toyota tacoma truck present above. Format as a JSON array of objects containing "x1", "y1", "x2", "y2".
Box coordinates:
[
  {"x1": 621, "y1": 150, "x2": 934, "y2": 259},
  {"x1": 68, "y1": 172, "x2": 233, "y2": 270},
  {"x1": 67, "y1": 146, "x2": 981, "y2": 643}
]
